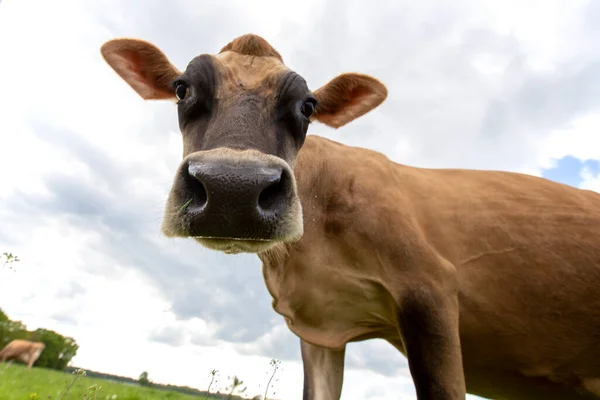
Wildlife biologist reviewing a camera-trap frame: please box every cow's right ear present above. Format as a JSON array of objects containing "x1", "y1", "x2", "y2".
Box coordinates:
[
  {"x1": 100, "y1": 38, "x2": 181, "y2": 100},
  {"x1": 311, "y1": 73, "x2": 388, "y2": 129}
]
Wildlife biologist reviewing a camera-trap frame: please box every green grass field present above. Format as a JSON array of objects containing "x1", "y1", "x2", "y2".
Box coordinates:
[{"x1": 0, "y1": 363, "x2": 210, "y2": 400}]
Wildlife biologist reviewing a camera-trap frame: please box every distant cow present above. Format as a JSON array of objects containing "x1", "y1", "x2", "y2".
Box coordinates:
[
  {"x1": 101, "y1": 33, "x2": 600, "y2": 399},
  {"x1": 0, "y1": 339, "x2": 45, "y2": 370}
]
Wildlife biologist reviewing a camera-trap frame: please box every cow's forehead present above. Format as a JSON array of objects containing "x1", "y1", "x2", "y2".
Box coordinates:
[{"x1": 212, "y1": 51, "x2": 291, "y2": 91}]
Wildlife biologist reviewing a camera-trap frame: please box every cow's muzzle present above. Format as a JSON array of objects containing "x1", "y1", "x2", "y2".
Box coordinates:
[{"x1": 162, "y1": 148, "x2": 303, "y2": 247}]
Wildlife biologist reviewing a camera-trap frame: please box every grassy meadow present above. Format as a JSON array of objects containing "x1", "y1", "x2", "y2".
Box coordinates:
[{"x1": 0, "y1": 363, "x2": 217, "y2": 400}]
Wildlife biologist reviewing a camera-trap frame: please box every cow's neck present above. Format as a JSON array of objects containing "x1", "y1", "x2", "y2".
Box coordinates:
[
  {"x1": 257, "y1": 135, "x2": 400, "y2": 349},
  {"x1": 257, "y1": 135, "x2": 335, "y2": 263},
  {"x1": 258, "y1": 135, "x2": 343, "y2": 268}
]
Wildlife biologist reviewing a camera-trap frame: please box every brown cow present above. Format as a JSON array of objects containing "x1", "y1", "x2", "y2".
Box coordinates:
[
  {"x1": 100, "y1": 34, "x2": 600, "y2": 399},
  {"x1": 0, "y1": 339, "x2": 45, "y2": 370}
]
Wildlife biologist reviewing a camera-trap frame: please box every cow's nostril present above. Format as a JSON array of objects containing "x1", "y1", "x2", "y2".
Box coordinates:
[
  {"x1": 185, "y1": 164, "x2": 208, "y2": 209},
  {"x1": 258, "y1": 169, "x2": 287, "y2": 213}
]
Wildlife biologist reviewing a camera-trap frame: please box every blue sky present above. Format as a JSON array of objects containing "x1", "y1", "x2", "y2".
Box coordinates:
[{"x1": 542, "y1": 156, "x2": 600, "y2": 188}]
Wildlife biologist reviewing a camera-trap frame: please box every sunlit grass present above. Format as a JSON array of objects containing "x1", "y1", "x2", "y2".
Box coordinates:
[{"x1": 0, "y1": 363, "x2": 214, "y2": 400}]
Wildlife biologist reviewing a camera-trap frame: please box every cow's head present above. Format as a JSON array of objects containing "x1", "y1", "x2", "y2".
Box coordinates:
[{"x1": 101, "y1": 34, "x2": 387, "y2": 254}]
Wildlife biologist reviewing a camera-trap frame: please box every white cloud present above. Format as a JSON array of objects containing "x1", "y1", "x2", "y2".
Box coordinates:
[
  {"x1": 580, "y1": 164, "x2": 600, "y2": 193},
  {"x1": 539, "y1": 113, "x2": 600, "y2": 168},
  {"x1": 0, "y1": 0, "x2": 599, "y2": 399}
]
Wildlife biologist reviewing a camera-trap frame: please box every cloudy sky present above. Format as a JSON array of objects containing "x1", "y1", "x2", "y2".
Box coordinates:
[{"x1": 1, "y1": 0, "x2": 599, "y2": 399}]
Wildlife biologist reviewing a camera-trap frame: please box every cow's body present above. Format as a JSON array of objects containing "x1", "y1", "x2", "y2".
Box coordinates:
[
  {"x1": 0, "y1": 339, "x2": 45, "y2": 370},
  {"x1": 100, "y1": 33, "x2": 600, "y2": 399},
  {"x1": 261, "y1": 135, "x2": 600, "y2": 399}
]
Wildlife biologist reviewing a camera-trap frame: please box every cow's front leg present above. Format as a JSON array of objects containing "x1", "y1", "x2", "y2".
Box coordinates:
[
  {"x1": 397, "y1": 287, "x2": 466, "y2": 400},
  {"x1": 301, "y1": 339, "x2": 345, "y2": 400},
  {"x1": 26, "y1": 353, "x2": 36, "y2": 370}
]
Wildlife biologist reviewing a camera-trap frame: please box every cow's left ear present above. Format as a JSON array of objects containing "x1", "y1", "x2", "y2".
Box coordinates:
[
  {"x1": 311, "y1": 73, "x2": 388, "y2": 129},
  {"x1": 100, "y1": 38, "x2": 181, "y2": 100}
]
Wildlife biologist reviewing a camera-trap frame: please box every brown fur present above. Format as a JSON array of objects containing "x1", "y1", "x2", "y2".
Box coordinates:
[
  {"x1": 262, "y1": 137, "x2": 600, "y2": 399},
  {"x1": 100, "y1": 39, "x2": 181, "y2": 100},
  {"x1": 100, "y1": 33, "x2": 600, "y2": 399},
  {"x1": 0, "y1": 339, "x2": 46, "y2": 370},
  {"x1": 219, "y1": 34, "x2": 284, "y2": 62},
  {"x1": 312, "y1": 73, "x2": 388, "y2": 128}
]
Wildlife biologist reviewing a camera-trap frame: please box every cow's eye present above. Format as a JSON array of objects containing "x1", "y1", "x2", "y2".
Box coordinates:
[
  {"x1": 300, "y1": 98, "x2": 316, "y2": 118},
  {"x1": 175, "y1": 83, "x2": 190, "y2": 101}
]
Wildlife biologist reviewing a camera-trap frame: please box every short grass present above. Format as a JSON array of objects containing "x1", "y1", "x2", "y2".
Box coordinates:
[{"x1": 0, "y1": 363, "x2": 209, "y2": 400}]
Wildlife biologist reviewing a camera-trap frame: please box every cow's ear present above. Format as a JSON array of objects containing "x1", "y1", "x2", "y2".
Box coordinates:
[
  {"x1": 311, "y1": 73, "x2": 388, "y2": 128},
  {"x1": 100, "y1": 38, "x2": 181, "y2": 100}
]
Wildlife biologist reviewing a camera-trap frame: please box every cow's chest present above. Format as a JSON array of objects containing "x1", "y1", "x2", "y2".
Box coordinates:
[{"x1": 261, "y1": 253, "x2": 398, "y2": 349}]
